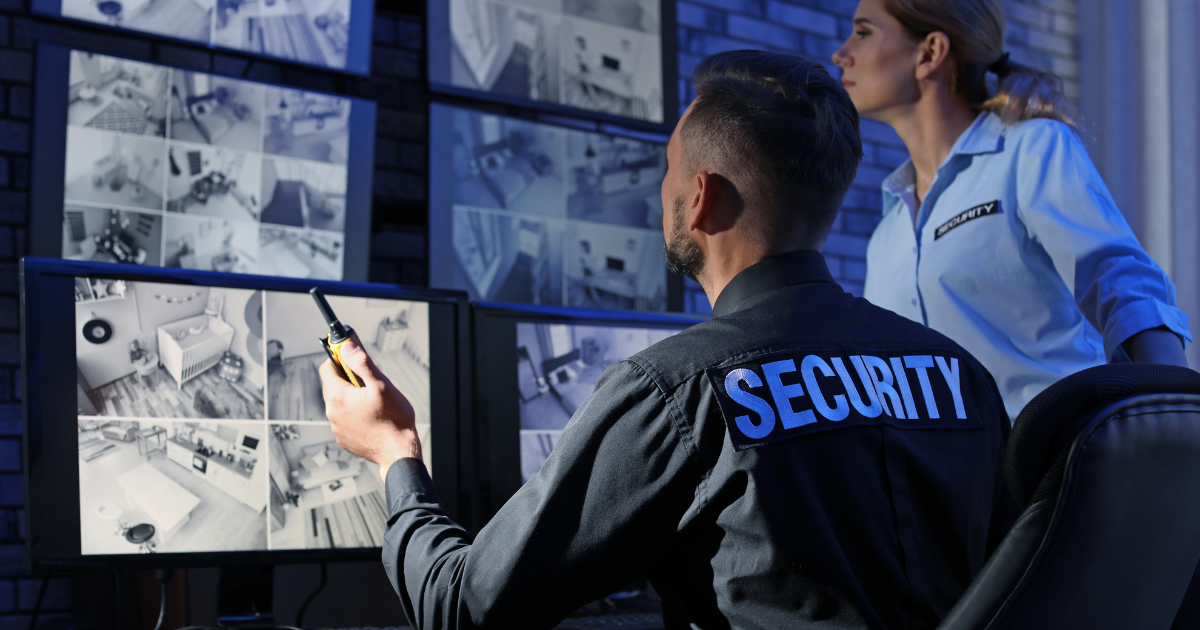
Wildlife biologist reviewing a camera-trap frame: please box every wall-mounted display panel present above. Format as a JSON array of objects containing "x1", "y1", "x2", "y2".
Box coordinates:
[
  {"x1": 22, "y1": 258, "x2": 467, "y2": 568},
  {"x1": 30, "y1": 44, "x2": 376, "y2": 281},
  {"x1": 429, "y1": 102, "x2": 680, "y2": 312},
  {"x1": 31, "y1": 0, "x2": 375, "y2": 75},
  {"x1": 428, "y1": 0, "x2": 677, "y2": 129}
]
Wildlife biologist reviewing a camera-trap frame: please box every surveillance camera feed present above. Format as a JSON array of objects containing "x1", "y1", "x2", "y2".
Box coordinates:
[
  {"x1": 74, "y1": 278, "x2": 431, "y2": 554},
  {"x1": 60, "y1": 50, "x2": 354, "y2": 280},
  {"x1": 517, "y1": 322, "x2": 678, "y2": 482},
  {"x1": 436, "y1": 0, "x2": 664, "y2": 123},
  {"x1": 52, "y1": 0, "x2": 359, "y2": 72},
  {"x1": 429, "y1": 103, "x2": 670, "y2": 311}
]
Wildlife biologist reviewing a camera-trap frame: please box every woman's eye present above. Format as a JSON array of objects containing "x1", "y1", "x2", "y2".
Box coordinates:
[{"x1": 855, "y1": 30, "x2": 870, "y2": 37}]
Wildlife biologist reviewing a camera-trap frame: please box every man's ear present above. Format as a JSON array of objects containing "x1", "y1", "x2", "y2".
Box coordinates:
[
  {"x1": 915, "y1": 31, "x2": 952, "y2": 81},
  {"x1": 690, "y1": 170, "x2": 713, "y2": 233}
]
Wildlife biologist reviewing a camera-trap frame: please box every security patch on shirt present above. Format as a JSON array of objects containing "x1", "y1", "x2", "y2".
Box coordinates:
[
  {"x1": 934, "y1": 200, "x2": 1000, "y2": 240},
  {"x1": 706, "y1": 350, "x2": 981, "y2": 450}
]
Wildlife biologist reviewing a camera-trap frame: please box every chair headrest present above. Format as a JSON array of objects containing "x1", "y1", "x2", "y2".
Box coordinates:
[{"x1": 1008, "y1": 363, "x2": 1200, "y2": 506}]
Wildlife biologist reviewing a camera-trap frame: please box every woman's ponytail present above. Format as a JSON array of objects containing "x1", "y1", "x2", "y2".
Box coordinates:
[
  {"x1": 883, "y1": 0, "x2": 1078, "y2": 130},
  {"x1": 981, "y1": 58, "x2": 1077, "y2": 129}
]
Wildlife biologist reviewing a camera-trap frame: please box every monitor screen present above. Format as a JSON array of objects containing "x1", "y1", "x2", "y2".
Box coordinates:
[
  {"x1": 428, "y1": 102, "x2": 680, "y2": 312},
  {"x1": 428, "y1": 0, "x2": 676, "y2": 127},
  {"x1": 23, "y1": 258, "x2": 464, "y2": 567},
  {"x1": 31, "y1": 45, "x2": 376, "y2": 282},
  {"x1": 516, "y1": 321, "x2": 680, "y2": 482},
  {"x1": 471, "y1": 303, "x2": 701, "y2": 523},
  {"x1": 30, "y1": 0, "x2": 375, "y2": 75}
]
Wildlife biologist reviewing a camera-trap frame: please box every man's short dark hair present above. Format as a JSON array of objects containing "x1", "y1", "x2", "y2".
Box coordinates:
[{"x1": 682, "y1": 50, "x2": 863, "y2": 245}]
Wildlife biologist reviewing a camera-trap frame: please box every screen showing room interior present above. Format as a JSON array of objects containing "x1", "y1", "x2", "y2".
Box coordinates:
[
  {"x1": 61, "y1": 49, "x2": 354, "y2": 280},
  {"x1": 441, "y1": 0, "x2": 664, "y2": 123},
  {"x1": 52, "y1": 0, "x2": 359, "y2": 72},
  {"x1": 516, "y1": 322, "x2": 678, "y2": 482},
  {"x1": 431, "y1": 104, "x2": 670, "y2": 311},
  {"x1": 74, "y1": 277, "x2": 431, "y2": 554}
]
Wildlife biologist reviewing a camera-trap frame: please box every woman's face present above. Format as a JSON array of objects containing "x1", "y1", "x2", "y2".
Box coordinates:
[{"x1": 832, "y1": 0, "x2": 922, "y2": 121}]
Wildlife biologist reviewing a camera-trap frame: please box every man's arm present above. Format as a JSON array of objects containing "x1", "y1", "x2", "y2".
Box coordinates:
[
  {"x1": 321, "y1": 342, "x2": 700, "y2": 630},
  {"x1": 1123, "y1": 327, "x2": 1188, "y2": 367}
]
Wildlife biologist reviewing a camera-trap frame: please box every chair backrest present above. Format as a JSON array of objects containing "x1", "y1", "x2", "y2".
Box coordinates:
[{"x1": 938, "y1": 364, "x2": 1200, "y2": 630}]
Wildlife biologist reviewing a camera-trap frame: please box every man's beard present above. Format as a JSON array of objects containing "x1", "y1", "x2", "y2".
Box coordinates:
[{"x1": 664, "y1": 194, "x2": 705, "y2": 281}]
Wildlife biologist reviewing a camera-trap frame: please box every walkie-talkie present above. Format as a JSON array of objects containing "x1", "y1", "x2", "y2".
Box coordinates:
[{"x1": 310, "y1": 287, "x2": 363, "y2": 387}]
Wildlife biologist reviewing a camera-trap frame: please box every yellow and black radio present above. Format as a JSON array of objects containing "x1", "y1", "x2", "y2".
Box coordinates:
[{"x1": 310, "y1": 287, "x2": 364, "y2": 388}]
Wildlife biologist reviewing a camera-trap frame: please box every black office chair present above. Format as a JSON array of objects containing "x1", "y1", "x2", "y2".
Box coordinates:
[
  {"x1": 116, "y1": 522, "x2": 156, "y2": 554},
  {"x1": 938, "y1": 363, "x2": 1200, "y2": 630}
]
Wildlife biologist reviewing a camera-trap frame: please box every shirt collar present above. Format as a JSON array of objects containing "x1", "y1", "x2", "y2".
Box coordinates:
[
  {"x1": 879, "y1": 112, "x2": 1007, "y2": 211},
  {"x1": 711, "y1": 250, "x2": 835, "y2": 318}
]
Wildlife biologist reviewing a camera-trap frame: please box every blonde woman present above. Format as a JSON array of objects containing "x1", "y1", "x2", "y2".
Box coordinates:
[{"x1": 833, "y1": 0, "x2": 1190, "y2": 419}]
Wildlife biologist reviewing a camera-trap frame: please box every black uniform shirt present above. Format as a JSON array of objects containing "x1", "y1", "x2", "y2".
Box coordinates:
[{"x1": 382, "y1": 250, "x2": 1011, "y2": 630}]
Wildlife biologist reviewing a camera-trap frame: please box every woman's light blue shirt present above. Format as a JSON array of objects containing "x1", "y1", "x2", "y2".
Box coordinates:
[{"x1": 864, "y1": 112, "x2": 1191, "y2": 420}]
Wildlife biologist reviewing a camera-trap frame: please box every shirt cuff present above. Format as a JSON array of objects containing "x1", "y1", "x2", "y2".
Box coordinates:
[
  {"x1": 1103, "y1": 298, "x2": 1193, "y2": 360},
  {"x1": 385, "y1": 457, "x2": 439, "y2": 518}
]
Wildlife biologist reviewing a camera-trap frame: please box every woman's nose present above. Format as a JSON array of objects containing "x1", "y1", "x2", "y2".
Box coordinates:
[{"x1": 832, "y1": 45, "x2": 851, "y2": 69}]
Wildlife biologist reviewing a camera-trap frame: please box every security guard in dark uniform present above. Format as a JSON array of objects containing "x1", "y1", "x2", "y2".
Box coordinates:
[{"x1": 320, "y1": 50, "x2": 1012, "y2": 630}]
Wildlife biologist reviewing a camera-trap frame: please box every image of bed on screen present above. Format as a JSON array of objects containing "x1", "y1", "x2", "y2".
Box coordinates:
[
  {"x1": 516, "y1": 322, "x2": 678, "y2": 482},
  {"x1": 75, "y1": 280, "x2": 265, "y2": 421}
]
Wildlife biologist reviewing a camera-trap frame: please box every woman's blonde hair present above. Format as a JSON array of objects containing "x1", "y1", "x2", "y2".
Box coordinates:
[{"x1": 883, "y1": 0, "x2": 1077, "y2": 129}]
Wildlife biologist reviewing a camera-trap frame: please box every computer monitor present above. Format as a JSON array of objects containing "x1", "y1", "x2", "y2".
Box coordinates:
[
  {"x1": 428, "y1": 101, "x2": 682, "y2": 312},
  {"x1": 29, "y1": 44, "x2": 377, "y2": 282},
  {"x1": 428, "y1": 0, "x2": 677, "y2": 129},
  {"x1": 469, "y1": 302, "x2": 702, "y2": 523},
  {"x1": 30, "y1": 0, "x2": 375, "y2": 75},
  {"x1": 22, "y1": 257, "x2": 467, "y2": 569}
]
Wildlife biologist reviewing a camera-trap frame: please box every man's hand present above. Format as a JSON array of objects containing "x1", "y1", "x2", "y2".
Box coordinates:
[{"x1": 319, "y1": 340, "x2": 422, "y2": 485}]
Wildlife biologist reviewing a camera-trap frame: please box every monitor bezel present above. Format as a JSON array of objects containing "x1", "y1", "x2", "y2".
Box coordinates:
[
  {"x1": 426, "y1": 0, "x2": 679, "y2": 134},
  {"x1": 28, "y1": 42, "x2": 378, "y2": 283},
  {"x1": 21, "y1": 257, "x2": 467, "y2": 570},
  {"x1": 468, "y1": 301, "x2": 704, "y2": 527},
  {"x1": 28, "y1": 0, "x2": 377, "y2": 77}
]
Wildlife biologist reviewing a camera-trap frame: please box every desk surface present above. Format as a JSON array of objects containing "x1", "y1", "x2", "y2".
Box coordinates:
[{"x1": 115, "y1": 463, "x2": 201, "y2": 532}]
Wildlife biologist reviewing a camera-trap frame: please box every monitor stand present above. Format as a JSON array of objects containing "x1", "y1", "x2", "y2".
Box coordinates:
[{"x1": 217, "y1": 564, "x2": 276, "y2": 629}]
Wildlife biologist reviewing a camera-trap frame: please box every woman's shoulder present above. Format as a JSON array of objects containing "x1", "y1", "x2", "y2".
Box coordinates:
[{"x1": 999, "y1": 114, "x2": 1082, "y2": 151}]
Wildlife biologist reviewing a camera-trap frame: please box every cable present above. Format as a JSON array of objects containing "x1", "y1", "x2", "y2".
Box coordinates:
[
  {"x1": 154, "y1": 568, "x2": 174, "y2": 630},
  {"x1": 294, "y1": 563, "x2": 327, "y2": 628},
  {"x1": 27, "y1": 573, "x2": 51, "y2": 630}
]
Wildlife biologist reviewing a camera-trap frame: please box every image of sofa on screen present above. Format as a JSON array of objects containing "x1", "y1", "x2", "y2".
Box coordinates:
[{"x1": 266, "y1": 423, "x2": 387, "y2": 550}]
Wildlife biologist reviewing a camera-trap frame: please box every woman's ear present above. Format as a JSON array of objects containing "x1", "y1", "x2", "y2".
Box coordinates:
[{"x1": 914, "y1": 31, "x2": 952, "y2": 81}]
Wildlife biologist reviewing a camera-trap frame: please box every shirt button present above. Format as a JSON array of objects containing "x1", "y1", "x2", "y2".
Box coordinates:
[
  {"x1": 911, "y1": 298, "x2": 918, "y2": 306},
  {"x1": 912, "y1": 246, "x2": 917, "y2": 253}
]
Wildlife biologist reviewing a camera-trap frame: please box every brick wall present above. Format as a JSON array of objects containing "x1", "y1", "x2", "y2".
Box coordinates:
[{"x1": 675, "y1": 0, "x2": 1079, "y2": 314}]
